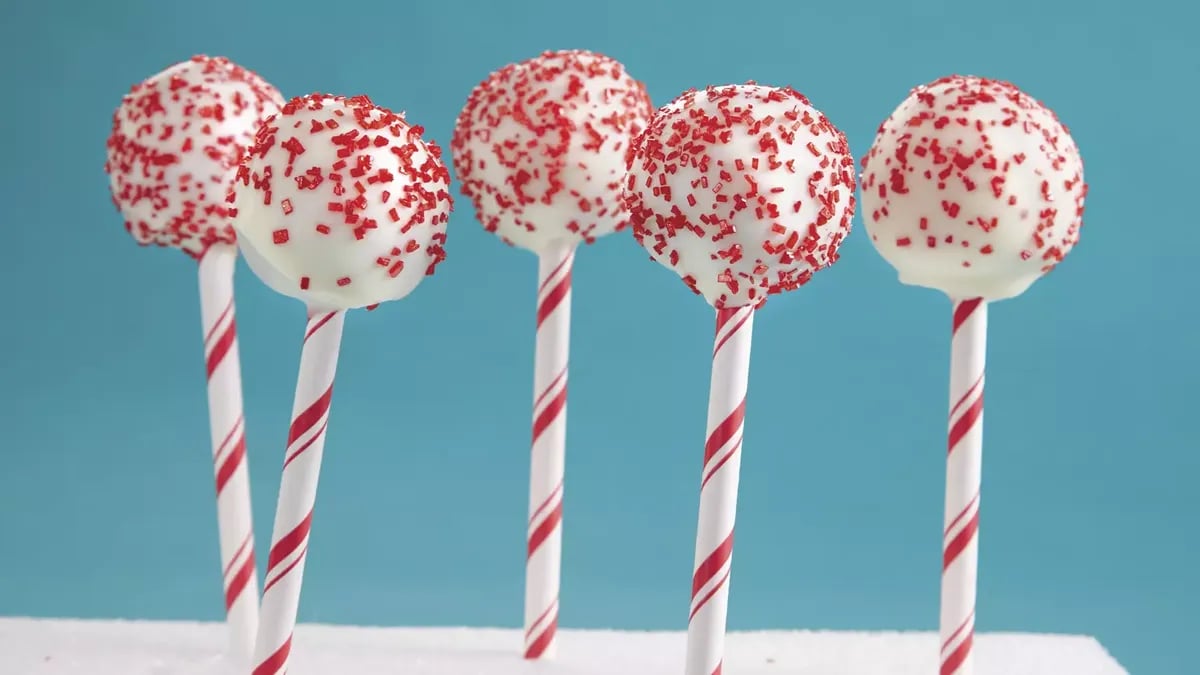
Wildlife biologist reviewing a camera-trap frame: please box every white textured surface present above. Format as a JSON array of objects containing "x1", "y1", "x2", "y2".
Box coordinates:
[
  {"x1": 451, "y1": 51, "x2": 651, "y2": 255},
  {"x1": 624, "y1": 83, "x2": 856, "y2": 309},
  {"x1": 0, "y1": 618, "x2": 1126, "y2": 674},
  {"x1": 858, "y1": 76, "x2": 1087, "y2": 302},
  {"x1": 231, "y1": 96, "x2": 451, "y2": 311}
]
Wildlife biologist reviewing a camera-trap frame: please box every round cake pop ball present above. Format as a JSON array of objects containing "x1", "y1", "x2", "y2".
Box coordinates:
[
  {"x1": 451, "y1": 50, "x2": 653, "y2": 253},
  {"x1": 229, "y1": 94, "x2": 452, "y2": 311},
  {"x1": 105, "y1": 55, "x2": 284, "y2": 258},
  {"x1": 625, "y1": 83, "x2": 856, "y2": 309},
  {"x1": 860, "y1": 75, "x2": 1087, "y2": 301}
]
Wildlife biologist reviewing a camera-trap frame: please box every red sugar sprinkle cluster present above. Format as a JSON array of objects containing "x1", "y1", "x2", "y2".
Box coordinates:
[
  {"x1": 861, "y1": 75, "x2": 1087, "y2": 274},
  {"x1": 451, "y1": 50, "x2": 653, "y2": 249},
  {"x1": 229, "y1": 93, "x2": 452, "y2": 295},
  {"x1": 625, "y1": 83, "x2": 856, "y2": 309},
  {"x1": 105, "y1": 55, "x2": 283, "y2": 259}
]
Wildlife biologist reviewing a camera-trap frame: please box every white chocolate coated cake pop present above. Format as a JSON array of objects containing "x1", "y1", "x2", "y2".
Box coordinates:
[
  {"x1": 105, "y1": 55, "x2": 284, "y2": 258},
  {"x1": 229, "y1": 94, "x2": 452, "y2": 310},
  {"x1": 860, "y1": 75, "x2": 1087, "y2": 301},
  {"x1": 451, "y1": 50, "x2": 653, "y2": 253},
  {"x1": 625, "y1": 83, "x2": 856, "y2": 308}
]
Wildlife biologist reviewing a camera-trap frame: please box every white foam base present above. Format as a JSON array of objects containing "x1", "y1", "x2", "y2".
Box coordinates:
[{"x1": 0, "y1": 618, "x2": 1126, "y2": 674}]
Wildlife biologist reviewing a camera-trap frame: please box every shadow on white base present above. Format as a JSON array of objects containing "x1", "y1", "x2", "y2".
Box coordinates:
[{"x1": 0, "y1": 618, "x2": 1126, "y2": 675}]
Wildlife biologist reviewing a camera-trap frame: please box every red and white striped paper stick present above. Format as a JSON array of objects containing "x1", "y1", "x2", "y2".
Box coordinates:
[
  {"x1": 940, "y1": 298, "x2": 987, "y2": 675},
  {"x1": 197, "y1": 243, "x2": 258, "y2": 665},
  {"x1": 252, "y1": 310, "x2": 345, "y2": 675},
  {"x1": 686, "y1": 305, "x2": 755, "y2": 675},
  {"x1": 523, "y1": 242, "x2": 574, "y2": 660}
]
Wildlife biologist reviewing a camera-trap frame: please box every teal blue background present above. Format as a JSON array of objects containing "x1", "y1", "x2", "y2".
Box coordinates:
[{"x1": 0, "y1": 0, "x2": 1194, "y2": 672}]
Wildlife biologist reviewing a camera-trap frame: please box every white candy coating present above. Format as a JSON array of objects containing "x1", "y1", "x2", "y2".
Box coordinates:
[
  {"x1": 451, "y1": 50, "x2": 653, "y2": 254},
  {"x1": 105, "y1": 56, "x2": 284, "y2": 257},
  {"x1": 625, "y1": 83, "x2": 856, "y2": 308},
  {"x1": 230, "y1": 94, "x2": 452, "y2": 311},
  {"x1": 860, "y1": 75, "x2": 1087, "y2": 301}
]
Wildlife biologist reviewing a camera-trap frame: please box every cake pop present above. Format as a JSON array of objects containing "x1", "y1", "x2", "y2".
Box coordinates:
[
  {"x1": 228, "y1": 93, "x2": 451, "y2": 675},
  {"x1": 624, "y1": 82, "x2": 855, "y2": 675},
  {"x1": 859, "y1": 74, "x2": 1087, "y2": 675},
  {"x1": 452, "y1": 49, "x2": 652, "y2": 660},
  {"x1": 104, "y1": 54, "x2": 283, "y2": 666}
]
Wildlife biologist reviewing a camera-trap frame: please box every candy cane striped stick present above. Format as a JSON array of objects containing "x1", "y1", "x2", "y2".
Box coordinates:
[
  {"x1": 524, "y1": 242, "x2": 574, "y2": 660},
  {"x1": 197, "y1": 244, "x2": 258, "y2": 665},
  {"x1": 252, "y1": 310, "x2": 345, "y2": 675},
  {"x1": 686, "y1": 305, "x2": 755, "y2": 675},
  {"x1": 940, "y1": 298, "x2": 987, "y2": 675}
]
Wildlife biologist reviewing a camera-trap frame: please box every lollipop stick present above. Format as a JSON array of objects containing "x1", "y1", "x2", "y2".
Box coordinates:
[
  {"x1": 197, "y1": 244, "x2": 258, "y2": 665},
  {"x1": 940, "y1": 298, "x2": 987, "y2": 675},
  {"x1": 686, "y1": 305, "x2": 754, "y2": 675},
  {"x1": 252, "y1": 310, "x2": 345, "y2": 675},
  {"x1": 523, "y1": 242, "x2": 574, "y2": 659}
]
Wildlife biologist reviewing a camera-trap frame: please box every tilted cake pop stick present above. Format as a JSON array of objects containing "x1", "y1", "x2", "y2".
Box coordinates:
[
  {"x1": 228, "y1": 93, "x2": 452, "y2": 675},
  {"x1": 452, "y1": 50, "x2": 653, "y2": 659},
  {"x1": 104, "y1": 55, "x2": 283, "y2": 665},
  {"x1": 689, "y1": 302, "x2": 753, "y2": 675},
  {"x1": 625, "y1": 83, "x2": 856, "y2": 675},
  {"x1": 860, "y1": 75, "x2": 1087, "y2": 675},
  {"x1": 253, "y1": 307, "x2": 344, "y2": 675}
]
